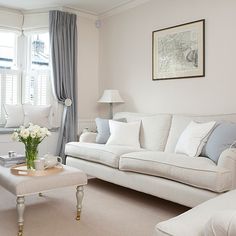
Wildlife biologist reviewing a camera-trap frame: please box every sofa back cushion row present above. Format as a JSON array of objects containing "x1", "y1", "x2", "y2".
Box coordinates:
[{"x1": 112, "y1": 112, "x2": 236, "y2": 160}]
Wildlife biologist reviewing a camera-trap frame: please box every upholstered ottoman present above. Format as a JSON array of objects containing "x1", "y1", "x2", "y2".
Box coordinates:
[
  {"x1": 154, "y1": 189, "x2": 236, "y2": 236},
  {"x1": 0, "y1": 164, "x2": 87, "y2": 236}
]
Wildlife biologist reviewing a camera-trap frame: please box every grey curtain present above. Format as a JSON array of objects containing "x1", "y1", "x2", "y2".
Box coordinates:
[{"x1": 49, "y1": 10, "x2": 77, "y2": 162}]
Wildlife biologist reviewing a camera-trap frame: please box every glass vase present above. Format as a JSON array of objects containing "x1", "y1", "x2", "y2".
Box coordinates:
[{"x1": 25, "y1": 143, "x2": 38, "y2": 170}]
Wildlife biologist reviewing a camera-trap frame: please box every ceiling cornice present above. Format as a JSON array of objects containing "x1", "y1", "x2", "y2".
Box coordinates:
[
  {"x1": 0, "y1": 6, "x2": 22, "y2": 15},
  {"x1": 0, "y1": 0, "x2": 151, "y2": 21},
  {"x1": 21, "y1": 6, "x2": 98, "y2": 20},
  {"x1": 62, "y1": 6, "x2": 98, "y2": 20},
  {"x1": 99, "y1": 0, "x2": 151, "y2": 19}
]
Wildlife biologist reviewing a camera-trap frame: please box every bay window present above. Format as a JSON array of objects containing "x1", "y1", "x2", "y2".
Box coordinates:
[{"x1": 0, "y1": 30, "x2": 52, "y2": 125}]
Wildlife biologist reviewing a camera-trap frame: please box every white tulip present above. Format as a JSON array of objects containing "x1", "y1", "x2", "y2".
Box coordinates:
[
  {"x1": 20, "y1": 129, "x2": 30, "y2": 139},
  {"x1": 30, "y1": 131, "x2": 37, "y2": 138},
  {"x1": 30, "y1": 125, "x2": 40, "y2": 133}
]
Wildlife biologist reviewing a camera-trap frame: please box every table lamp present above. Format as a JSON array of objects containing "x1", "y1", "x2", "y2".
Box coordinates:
[{"x1": 98, "y1": 90, "x2": 124, "y2": 118}]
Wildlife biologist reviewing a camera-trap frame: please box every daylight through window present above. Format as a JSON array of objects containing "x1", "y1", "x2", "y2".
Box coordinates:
[{"x1": 0, "y1": 30, "x2": 52, "y2": 125}]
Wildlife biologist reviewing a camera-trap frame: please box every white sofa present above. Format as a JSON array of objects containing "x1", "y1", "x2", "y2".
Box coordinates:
[
  {"x1": 154, "y1": 189, "x2": 236, "y2": 236},
  {"x1": 65, "y1": 112, "x2": 236, "y2": 208}
]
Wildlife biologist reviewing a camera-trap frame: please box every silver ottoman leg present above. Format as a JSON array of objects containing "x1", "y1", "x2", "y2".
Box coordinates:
[
  {"x1": 16, "y1": 196, "x2": 25, "y2": 236},
  {"x1": 76, "y1": 186, "x2": 84, "y2": 220}
]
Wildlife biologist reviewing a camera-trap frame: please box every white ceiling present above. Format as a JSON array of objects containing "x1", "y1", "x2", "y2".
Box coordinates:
[{"x1": 0, "y1": 0, "x2": 137, "y2": 15}]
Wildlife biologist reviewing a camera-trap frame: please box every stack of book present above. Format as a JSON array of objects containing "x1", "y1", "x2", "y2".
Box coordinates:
[{"x1": 0, "y1": 154, "x2": 25, "y2": 167}]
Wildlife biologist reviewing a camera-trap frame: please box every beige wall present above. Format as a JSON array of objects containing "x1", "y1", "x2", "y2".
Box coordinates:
[
  {"x1": 77, "y1": 15, "x2": 99, "y2": 130},
  {"x1": 99, "y1": 0, "x2": 236, "y2": 115}
]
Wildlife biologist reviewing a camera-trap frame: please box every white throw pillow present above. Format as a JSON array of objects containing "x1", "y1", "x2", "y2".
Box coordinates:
[
  {"x1": 175, "y1": 121, "x2": 216, "y2": 157},
  {"x1": 23, "y1": 104, "x2": 52, "y2": 129},
  {"x1": 4, "y1": 104, "x2": 24, "y2": 128},
  {"x1": 106, "y1": 120, "x2": 141, "y2": 148}
]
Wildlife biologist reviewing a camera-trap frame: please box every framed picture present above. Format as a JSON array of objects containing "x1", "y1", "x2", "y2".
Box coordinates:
[{"x1": 152, "y1": 19, "x2": 205, "y2": 80}]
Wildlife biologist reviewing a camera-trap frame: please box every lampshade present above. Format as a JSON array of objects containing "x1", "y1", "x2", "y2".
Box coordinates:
[{"x1": 98, "y1": 90, "x2": 124, "y2": 103}]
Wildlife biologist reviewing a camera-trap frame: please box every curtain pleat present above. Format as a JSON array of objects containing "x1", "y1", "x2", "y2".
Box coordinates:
[{"x1": 49, "y1": 10, "x2": 77, "y2": 162}]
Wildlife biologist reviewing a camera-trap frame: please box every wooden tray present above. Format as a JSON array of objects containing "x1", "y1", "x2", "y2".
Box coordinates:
[{"x1": 10, "y1": 164, "x2": 63, "y2": 177}]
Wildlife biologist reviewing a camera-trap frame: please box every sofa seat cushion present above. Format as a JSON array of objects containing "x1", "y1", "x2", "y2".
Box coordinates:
[
  {"x1": 119, "y1": 151, "x2": 232, "y2": 192},
  {"x1": 65, "y1": 142, "x2": 143, "y2": 168}
]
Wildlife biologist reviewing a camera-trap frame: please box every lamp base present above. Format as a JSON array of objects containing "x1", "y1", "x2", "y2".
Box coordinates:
[{"x1": 109, "y1": 103, "x2": 113, "y2": 119}]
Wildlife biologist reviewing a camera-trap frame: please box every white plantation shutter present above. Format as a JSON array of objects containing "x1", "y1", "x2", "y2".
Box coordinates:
[
  {"x1": 23, "y1": 69, "x2": 51, "y2": 105},
  {"x1": 5, "y1": 71, "x2": 19, "y2": 104},
  {"x1": 0, "y1": 69, "x2": 21, "y2": 124},
  {"x1": 36, "y1": 70, "x2": 50, "y2": 105},
  {"x1": 22, "y1": 32, "x2": 52, "y2": 106}
]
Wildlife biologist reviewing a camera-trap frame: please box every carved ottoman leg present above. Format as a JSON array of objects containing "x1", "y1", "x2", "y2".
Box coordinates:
[
  {"x1": 16, "y1": 196, "x2": 25, "y2": 236},
  {"x1": 76, "y1": 186, "x2": 84, "y2": 221}
]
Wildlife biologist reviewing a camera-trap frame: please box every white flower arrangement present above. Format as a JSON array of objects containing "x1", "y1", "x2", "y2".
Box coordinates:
[
  {"x1": 12, "y1": 123, "x2": 51, "y2": 169},
  {"x1": 12, "y1": 123, "x2": 51, "y2": 143}
]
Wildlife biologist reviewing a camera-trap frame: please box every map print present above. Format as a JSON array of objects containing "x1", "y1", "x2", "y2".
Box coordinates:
[{"x1": 158, "y1": 30, "x2": 198, "y2": 74}]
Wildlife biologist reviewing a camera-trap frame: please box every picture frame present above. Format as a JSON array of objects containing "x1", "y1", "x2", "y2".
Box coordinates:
[{"x1": 152, "y1": 19, "x2": 205, "y2": 80}]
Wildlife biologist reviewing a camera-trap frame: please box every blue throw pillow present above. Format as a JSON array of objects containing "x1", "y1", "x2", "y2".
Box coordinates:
[
  {"x1": 95, "y1": 117, "x2": 126, "y2": 144},
  {"x1": 201, "y1": 122, "x2": 236, "y2": 164},
  {"x1": 95, "y1": 118, "x2": 110, "y2": 144}
]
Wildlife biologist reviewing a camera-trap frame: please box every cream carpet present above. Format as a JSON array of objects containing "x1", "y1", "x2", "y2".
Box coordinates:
[{"x1": 0, "y1": 179, "x2": 188, "y2": 236}]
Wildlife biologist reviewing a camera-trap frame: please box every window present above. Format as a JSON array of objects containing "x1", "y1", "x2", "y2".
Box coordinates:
[
  {"x1": 31, "y1": 33, "x2": 49, "y2": 68},
  {"x1": 24, "y1": 32, "x2": 52, "y2": 105},
  {"x1": 0, "y1": 31, "x2": 17, "y2": 69},
  {"x1": 0, "y1": 31, "x2": 20, "y2": 124},
  {"x1": 0, "y1": 30, "x2": 53, "y2": 125}
]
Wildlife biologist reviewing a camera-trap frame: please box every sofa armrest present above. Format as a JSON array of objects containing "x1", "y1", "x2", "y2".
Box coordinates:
[
  {"x1": 79, "y1": 132, "x2": 97, "y2": 143},
  {"x1": 218, "y1": 148, "x2": 236, "y2": 188}
]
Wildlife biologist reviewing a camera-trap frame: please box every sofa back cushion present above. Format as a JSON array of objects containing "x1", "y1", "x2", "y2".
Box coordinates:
[
  {"x1": 165, "y1": 113, "x2": 236, "y2": 153},
  {"x1": 113, "y1": 112, "x2": 172, "y2": 151}
]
